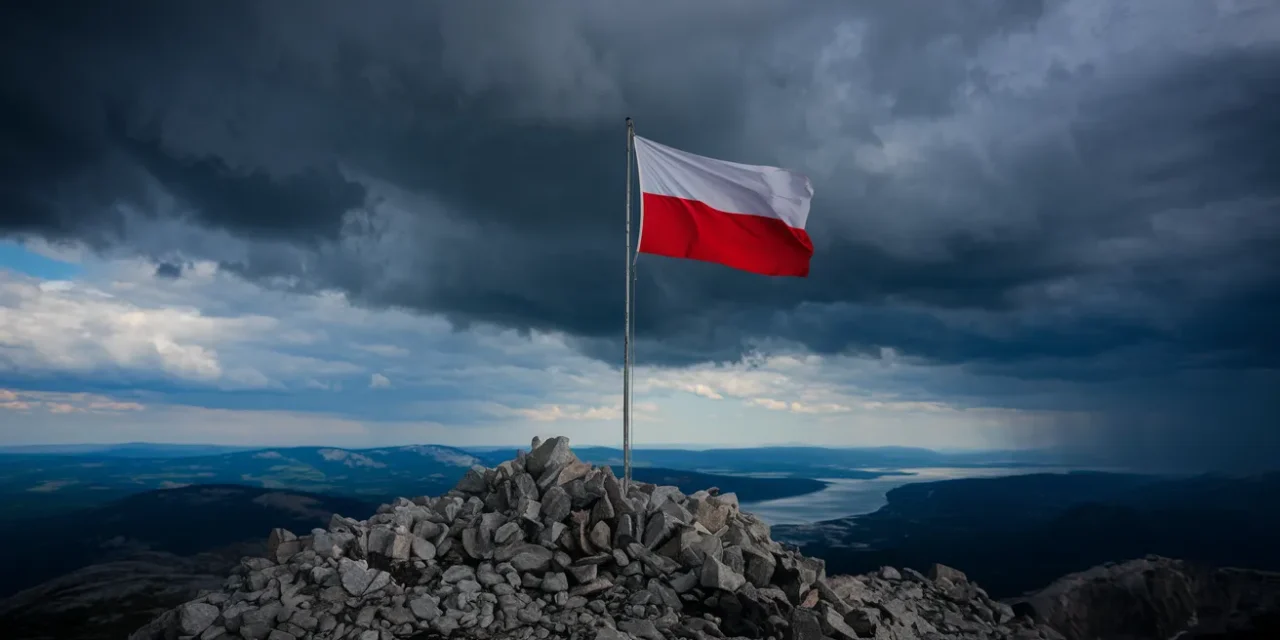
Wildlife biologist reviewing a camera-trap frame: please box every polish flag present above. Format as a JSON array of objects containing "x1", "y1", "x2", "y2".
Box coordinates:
[{"x1": 634, "y1": 136, "x2": 814, "y2": 277}]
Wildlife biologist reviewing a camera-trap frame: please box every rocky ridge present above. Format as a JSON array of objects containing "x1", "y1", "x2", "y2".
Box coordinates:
[
  {"x1": 1008, "y1": 556, "x2": 1280, "y2": 640},
  {"x1": 132, "y1": 437, "x2": 1064, "y2": 640}
]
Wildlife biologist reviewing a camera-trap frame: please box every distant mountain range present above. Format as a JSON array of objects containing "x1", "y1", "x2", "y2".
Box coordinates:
[
  {"x1": 0, "y1": 441, "x2": 1074, "y2": 521},
  {"x1": 0, "y1": 443, "x2": 852, "y2": 521},
  {"x1": 0, "y1": 444, "x2": 486, "y2": 519}
]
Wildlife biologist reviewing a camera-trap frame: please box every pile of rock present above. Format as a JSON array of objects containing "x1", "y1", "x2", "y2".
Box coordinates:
[{"x1": 130, "y1": 437, "x2": 1063, "y2": 640}]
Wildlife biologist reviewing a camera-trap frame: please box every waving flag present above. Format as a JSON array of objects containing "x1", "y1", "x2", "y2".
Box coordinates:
[{"x1": 633, "y1": 135, "x2": 814, "y2": 277}]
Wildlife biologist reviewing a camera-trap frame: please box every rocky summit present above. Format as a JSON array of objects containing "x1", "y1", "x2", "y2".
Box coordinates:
[{"x1": 131, "y1": 437, "x2": 1063, "y2": 640}]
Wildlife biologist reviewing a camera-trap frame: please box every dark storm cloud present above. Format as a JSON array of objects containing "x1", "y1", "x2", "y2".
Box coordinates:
[
  {"x1": 1, "y1": 0, "x2": 1277, "y2": 390},
  {"x1": 153, "y1": 261, "x2": 182, "y2": 279}
]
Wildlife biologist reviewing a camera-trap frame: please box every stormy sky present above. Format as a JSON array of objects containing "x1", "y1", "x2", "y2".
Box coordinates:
[{"x1": 1, "y1": 0, "x2": 1277, "y2": 471}]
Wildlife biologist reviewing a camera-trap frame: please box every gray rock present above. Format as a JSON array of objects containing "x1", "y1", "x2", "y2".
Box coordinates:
[
  {"x1": 541, "y1": 572, "x2": 569, "y2": 592},
  {"x1": 409, "y1": 596, "x2": 442, "y2": 621},
  {"x1": 993, "y1": 601, "x2": 1016, "y2": 624},
  {"x1": 602, "y1": 469, "x2": 635, "y2": 515},
  {"x1": 527, "y1": 436, "x2": 573, "y2": 475},
  {"x1": 590, "y1": 521, "x2": 612, "y2": 550},
  {"x1": 689, "y1": 497, "x2": 730, "y2": 534},
  {"x1": 477, "y1": 563, "x2": 506, "y2": 586},
  {"x1": 553, "y1": 549, "x2": 574, "y2": 570},
  {"x1": 456, "y1": 465, "x2": 489, "y2": 493},
  {"x1": 648, "y1": 486, "x2": 683, "y2": 511},
  {"x1": 479, "y1": 511, "x2": 506, "y2": 538},
  {"x1": 288, "y1": 610, "x2": 319, "y2": 631},
  {"x1": 515, "y1": 496, "x2": 542, "y2": 524},
  {"x1": 659, "y1": 499, "x2": 692, "y2": 524},
  {"x1": 660, "y1": 527, "x2": 721, "y2": 568},
  {"x1": 570, "y1": 578, "x2": 614, "y2": 598},
  {"x1": 561, "y1": 564, "x2": 594, "y2": 587},
  {"x1": 743, "y1": 547, "x2": 776, "y2": 587},
  {"x1": 538, "y1": 521, "x2": 567, "y2": 549},
  {"x1": 494, "y1": 521, "x2": 524, "y2": 546},
  {"x1": 541, "y1": 485, "x2": 572, "y2": 523},
  {"x1": 368, "y1": 527, "x2": 412, "y2": 560},
  {"x1": 619, "y1": 618, "x2": 663, "y2": 640},
  {"x1": 818, "y1": 602, "x2": 860, "y2": 640},
  {"x1": 463, "y1": 526, "x2": 494, "y2": 559},
  {"x1": 176, "y1": 602, "x2": 219, "y2": 636},
  {"x1": 629, "y1": 542, "x2": 682, "y2": 575},
  {"x1": 722, "y1": 545, "x2": 745, "y2": 574},
  {"x1": 267, "y1": 528, "x2": 296, "y2": 555},
  {"x1": 382, "y1": 605, "x2": 415, "y2": 626},
  {"x1": 496, "y1": 542, "x2": 554, "y2": 572},
  {"x1": 879, "y1": 566, "x2": 902, "y2": 581},
  {"x1": 701, "y1": 556, "x2": 747, "y2": 592},
  {"x1": 929, "y1": 562, "x2": 969, "y2": 584},
  {"x1": 790, "y1": 609, "x2": 825, "y2": 640},
  {"x1": 556, "y1": 459, "x2": 594, "y2": 486},
  {"x1": 239, "y1": 602, "x2": 283, "y2": 640},
  {"x1": 844, "y1": 607, "x2": 879, "y2": 636},
  {"x1": 613, "y1": 548, "x2": 630, "y2": 567},
  {"x1": 413, "y1": 520, "x2": 443, "y2": 540},
  {"x1": 513, "y1": 473, "x2": 539, "y2": 503},
  {"x1": 411, "y1": 536, "x2": 436, "y2": 561},
  {"x1": 642, "y1": 511, "x2": 679, "y2": 549},
  {"x1": 442, "y1": 564, "x2": 476, "y2": 583},
  {"x1": 710, "y1": 492, "x2": 739, "y2": 510},
  {"x1": 591, "y1": 493, "x2": 616, "y2": 525},
  {"x1": 266, "y1": 630, "x2": 296, "y2": 640},
  {"x1": 338, "y1": 559, "x2": 375, "y2": 596}
]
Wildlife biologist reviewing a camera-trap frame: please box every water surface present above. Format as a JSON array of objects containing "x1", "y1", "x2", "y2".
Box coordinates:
[{"x1": 742, "y1": 466, "x2": 1083, "y2": 525}]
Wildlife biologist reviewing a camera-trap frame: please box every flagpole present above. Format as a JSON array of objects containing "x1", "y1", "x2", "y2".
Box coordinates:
[{"x1": 623, "y1": 117, "x2": 635, "y2": 490}]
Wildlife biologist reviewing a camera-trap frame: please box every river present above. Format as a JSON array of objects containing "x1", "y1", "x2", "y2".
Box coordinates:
[{"x1": 740, "y1": 466, "x2": 1084, "y2": 526}]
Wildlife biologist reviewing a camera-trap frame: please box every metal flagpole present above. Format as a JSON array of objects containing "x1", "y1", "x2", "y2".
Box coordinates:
[{"x1": 623, "y1": 117, "x2": 635, "y2": 490}]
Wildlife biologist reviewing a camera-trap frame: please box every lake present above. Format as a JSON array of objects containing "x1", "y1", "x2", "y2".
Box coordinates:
[{"x1": 741, "y1": 466, "x2": 1084, "y2": 525}]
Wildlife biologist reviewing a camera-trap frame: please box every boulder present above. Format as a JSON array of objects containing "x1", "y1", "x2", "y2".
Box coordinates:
[
  {"x1": 527, "y1": 436, "x2": 574, "y2": 475},
  {"x1": 702, "y1": 556, "x2": 747, "y2": 592},
  {"x1": 494, "y1": 521, "x2": 524, "y2": 546},
  {"x1": 496, "y1": 543, "x2": 554, "y2": 573},
  {"x1": 541, "y1": 485, "x2": 573, "y2": 524},
  {"x1": 589, "y1": 521, "x2": 612, "y2": 551},
  {"x1": 456, "y1": 465, "x2": 488, "y2": 493},
  {"x1": 368, "y1": 527, "x2": 412, "y2": 560},
  {"x1": 929, "y1": 563, "x2": 969, "y2": 584},
  {"x1": 176, "y1": 602, "x2": 219, "y2": 636},
  {"x1": 642, "y1": 511, "x2": 680, "y2": 549}
]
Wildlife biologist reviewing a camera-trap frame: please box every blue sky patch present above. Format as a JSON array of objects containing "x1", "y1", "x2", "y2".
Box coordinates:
[{"x1": 0, "y1": 240, "x2": 83, "y2": 280}]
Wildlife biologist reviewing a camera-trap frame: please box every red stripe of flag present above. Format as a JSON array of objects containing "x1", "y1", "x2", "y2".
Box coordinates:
[{"x1": 639, "y1": 193, "x2": 813, "y2": 277}]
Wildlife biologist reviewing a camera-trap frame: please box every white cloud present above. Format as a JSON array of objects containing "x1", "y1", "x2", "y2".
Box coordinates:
[
  {"x1": 0, "y1": 389, "x2": 146, "y2": 414},
  {"x1": 357, "y1": 344, "x2": 410, "y2": 358},
  {"x1": 0, "y1": 247, "x2": 1096, "y2": 450},
  {"x1": 748, "y1": 398, "x2": 789, "y2": 411},
  {"x1": 0, "y1": 269, "x2": 272, "y2": 384}
]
